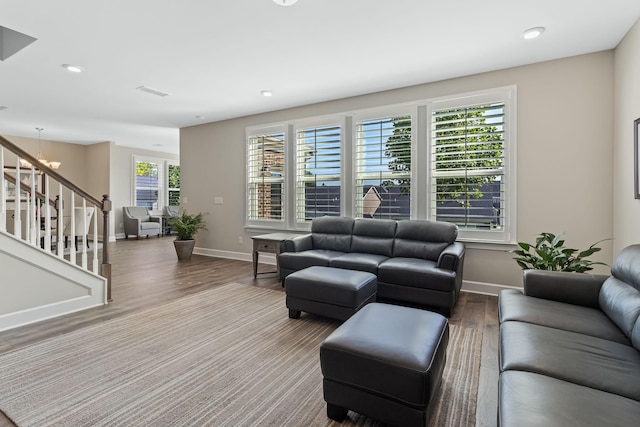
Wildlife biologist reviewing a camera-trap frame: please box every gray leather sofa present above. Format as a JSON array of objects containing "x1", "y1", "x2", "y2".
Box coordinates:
[
  {"x1": 498, "y1": 244, "x2": 640, "y2": 426},
  {"x1": 278, "y1": 216, "x2": 465, "y2": 316}
]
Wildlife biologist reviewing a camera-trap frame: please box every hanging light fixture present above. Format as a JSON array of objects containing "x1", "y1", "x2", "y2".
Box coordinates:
[{"x1": 34, "y1": 127, "x2": 61, "y2": 170}]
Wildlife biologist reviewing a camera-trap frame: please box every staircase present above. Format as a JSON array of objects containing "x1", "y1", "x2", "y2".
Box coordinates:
[{"x1": 0, "y1": 135, "x2": 112, "y2": 332}]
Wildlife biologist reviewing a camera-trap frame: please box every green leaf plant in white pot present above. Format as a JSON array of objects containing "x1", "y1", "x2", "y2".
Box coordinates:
[{"x1": 169, "y1": 210, "x2": 207, "y2": 261}]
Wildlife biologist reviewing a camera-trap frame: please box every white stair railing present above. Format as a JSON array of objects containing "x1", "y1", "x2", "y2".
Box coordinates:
[{"x1": 0, "y1": 135, "x2": 112, "y2": 299}]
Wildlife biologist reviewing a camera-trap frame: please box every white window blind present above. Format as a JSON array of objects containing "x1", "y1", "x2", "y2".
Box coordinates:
[
  {"x1": 168, "y1": 163, "x2": 180, "y2": 206},
  {"x1": 296, "y1": 124, "x2": 341, "y2": 222},
  {"x1": 135, "y1": 160, "x2": 162, "y2": 209},
  {"x1": 355, "y1": 115, "x2": 412, "y2": 219},
  {"x1": 431, "y1": 103, "x2": 505, "y2": 231},
  {"x1": 247, "y1": 132, "x2": 285, "y2": 222}
]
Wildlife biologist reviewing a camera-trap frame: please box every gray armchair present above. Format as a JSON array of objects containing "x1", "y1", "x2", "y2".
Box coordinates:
[{"x1": 122, "y1": 206, "x2": 161, "y2": 239}]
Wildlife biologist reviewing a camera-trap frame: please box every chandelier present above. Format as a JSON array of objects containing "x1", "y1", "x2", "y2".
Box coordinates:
[{"x1": 20, "y1": 127, "x2": 61, "y2": 170}]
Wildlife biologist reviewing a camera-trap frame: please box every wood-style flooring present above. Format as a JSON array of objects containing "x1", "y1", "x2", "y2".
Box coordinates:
[{"x1": 0, "y1": 237, "x2": 499, "y2": 426}]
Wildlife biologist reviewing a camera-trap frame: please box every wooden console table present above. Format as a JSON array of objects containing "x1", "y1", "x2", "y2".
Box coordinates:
[{"x1": 251, "y1": 232, "x2": 301, "y2": 278}]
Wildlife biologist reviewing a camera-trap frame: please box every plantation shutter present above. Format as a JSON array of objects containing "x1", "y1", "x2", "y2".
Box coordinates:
[
  {"x1": 247, "y1": 132, "x2": 285, "y2": 222},
  {"x1": 354, "y1": 116, "x2": 412, "y2": 219},
  {"x1": 431, "y1": 103, "x2": 505, "y2": 230},
  {"x1": 296, "y1": 124, "x2": 341, "y2": 222}
]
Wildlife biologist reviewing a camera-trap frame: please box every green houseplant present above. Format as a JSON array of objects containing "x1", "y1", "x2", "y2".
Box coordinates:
[
  {"x1": 511, "y1": 232, "x2": 608, "y2": 273},
  {"x1": 169, "y1": 210, "x2": 207, "y2": 260}
]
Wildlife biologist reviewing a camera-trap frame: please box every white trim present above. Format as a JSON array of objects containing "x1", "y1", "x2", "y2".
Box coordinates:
[
  {"x1": 0, "y1": 232, "x2": 107, "y2": 331},
  {"x1": 0, "y1": 296, "x2": 104, "y2": 332},
  {"x1": 461, "y1": 279, "x2": 521, "y2": 296}
]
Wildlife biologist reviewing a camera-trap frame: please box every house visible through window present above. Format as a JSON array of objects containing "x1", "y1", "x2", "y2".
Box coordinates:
[
  {"x1": 355, "y1": 115, "x2": 412, "y2": 220},
  {"x1": 247, "y1": 131, "x2": 285, "y2": 222}
]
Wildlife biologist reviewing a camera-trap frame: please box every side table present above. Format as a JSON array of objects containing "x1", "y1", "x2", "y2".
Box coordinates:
[{"x1": 251, "y1": 233, "x2": 301, "y2": 278}]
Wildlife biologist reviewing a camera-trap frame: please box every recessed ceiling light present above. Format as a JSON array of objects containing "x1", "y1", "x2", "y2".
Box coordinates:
[
  {"x1": 261, "y1": 90, "x2": 273, "y2": 97},
  {"x1": 152, "y1": 144, "x2": 163, "y2": 147},
  {"x1": 62, "y1": 64, "x2": 85, "y2": 73},
  {"x1": 522, "y1": 27, "x2": 545, "y2": 40},
  {"x1": 273, "y1": 0, "x2": 298, "y2": 5}
]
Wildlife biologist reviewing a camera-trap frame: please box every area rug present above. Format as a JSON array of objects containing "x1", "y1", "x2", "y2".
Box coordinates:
[{"x1": 0, "y1": 283, "x2": 482, "y2": 426}]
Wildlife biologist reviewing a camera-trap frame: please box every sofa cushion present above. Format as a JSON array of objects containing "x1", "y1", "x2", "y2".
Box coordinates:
[
  {"x1": 350, "y1": 218, "x2": 396, "y2": 257},
  {"x1": 329, "y1": 253, "x2": 389, "y2": 274},
  {"x1": 499, "y1": 289, "x2": 629, "y2": 345},
  {"x1": 500, "y1": 321, "x2": 640, "y2": 401},
  {"x1": 378, "y1": 257, "x2": 456, "y2": 292},
  {"x1": 278, "y1": 249, "x2": 345, "y2": 271},
  {"x1": 392, "y1": 220, "x2": 457, "y2": 261},
  {"x1": 500, "y1": 370, "x2": 640, "y2": 427},
  {"x1": 140, "y1": 221, "x2": 160, "y2": 230},
  {"x1": 610, "y1": 243, "x2": 640, "y2": 291},
  {"x1": 311, "y1": 216, "x2": 354, "y2": 252},
  {"x1": 599, "y1": 277, "x2": 640, "y2": 342}
]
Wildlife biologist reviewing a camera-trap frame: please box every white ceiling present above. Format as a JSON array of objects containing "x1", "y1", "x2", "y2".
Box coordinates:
[{"x1": 1, "y1": 0, "x2": 639, "y2": 155}]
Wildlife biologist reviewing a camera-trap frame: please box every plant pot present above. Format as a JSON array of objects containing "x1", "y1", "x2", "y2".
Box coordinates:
[{"x1": 173, "y1": 239, "x2": 196, "y2": 260}]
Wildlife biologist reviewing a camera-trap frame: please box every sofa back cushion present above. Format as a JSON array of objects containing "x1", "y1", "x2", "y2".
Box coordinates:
[
  {"x1": 351, "y1": 218, "x2": 396, "y2": 256},
  {"x1": 599, "y1": 244, "x2": 640, "y2": 348},
  {"x1": 124, "y1": 206, "x2": 150, "y2": 222},
  {"x1": 392, "y1": 220, "x2": 458, "y2": 261},
  {"x1": 311, "y1": 216, "x2": 354, "y2": 252}
]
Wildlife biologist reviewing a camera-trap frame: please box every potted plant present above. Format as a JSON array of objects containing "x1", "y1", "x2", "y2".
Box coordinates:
[
  {"x1": 169, "y1": 210, "x2": 207, "y2": 260},
  {"x1": 510, "y1": 232, "x2": 609, "y2": 272}
]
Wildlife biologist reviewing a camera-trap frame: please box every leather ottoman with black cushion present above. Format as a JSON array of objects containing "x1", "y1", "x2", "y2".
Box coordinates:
[
  {"x1": 320, "y1": 303, "x2": 449, "y2": 427},
  {"x1": 285, "y1": 266, "x2": 377, "y2": 321}
]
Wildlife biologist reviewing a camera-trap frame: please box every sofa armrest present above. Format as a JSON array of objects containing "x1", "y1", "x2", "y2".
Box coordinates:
[
  {"x1": 283, "y1": 234, "x2": 312, "y2": 252},
  {"x1": 437, "y1": 242, "x2": 465, "y2": 271},
  {"x1": 523, "y1": 270, "x2": 609, "y2": 309}
]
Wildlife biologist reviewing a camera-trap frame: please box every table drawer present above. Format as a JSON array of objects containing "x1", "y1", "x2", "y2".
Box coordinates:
[{"x1": 255, "y1": 241, "x2": 278, "y2": 252}]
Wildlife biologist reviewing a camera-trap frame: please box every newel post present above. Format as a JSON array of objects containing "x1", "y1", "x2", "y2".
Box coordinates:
[{"x1": 101, "y1": 194, "x2": 113, "y2": 302}]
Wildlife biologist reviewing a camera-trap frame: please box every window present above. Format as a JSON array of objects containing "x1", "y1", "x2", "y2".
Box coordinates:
[
  {"x1": 168, "y1": 163, "x2": 181, "y2": 206},
  {"x1": 245, "y1": 86, "x2": 515, "y2": 243},
  {"x1": 247, "y1": 131, "x2": 286, "y2": 223},
  {"x1": 133, "y1": 157, "x2": 179, "y2": 210},
  {"x1": 135, "y1": 160, "x2": 161, "y2": 209},
  {"x1": 295, "y1": 124, "x2": 341, "y2": 223},
  {"x1": 355, "y1": 115, "x2": 412, "y2": 219},
  {"x1": 428, "y1": 88, "x2": 514, "y2": 243}
]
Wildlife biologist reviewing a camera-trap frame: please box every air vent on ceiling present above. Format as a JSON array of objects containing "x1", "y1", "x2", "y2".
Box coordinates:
[{"x1": 136, "y1": 86, "x2": 170, "y2": 97}]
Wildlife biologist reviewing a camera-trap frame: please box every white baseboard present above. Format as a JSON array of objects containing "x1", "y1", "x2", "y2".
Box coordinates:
[
  {"x1": 462, "y1": 280, "x2": 521, "y2": 296},
  {"x1": 193, "y1": 248, "x2": 518, "y2": 297},
  {"x1": 193, "y1": 247, "x2": 278, "y2": 265}
]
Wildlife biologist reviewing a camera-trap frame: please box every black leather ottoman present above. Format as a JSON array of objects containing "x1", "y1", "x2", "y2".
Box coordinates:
[
  {"x1": 320, "y1": 302, "x2": 449, "y2": 427},
  {"x1": 285, "y1": 266, "x2": 377, "y2": 321}
]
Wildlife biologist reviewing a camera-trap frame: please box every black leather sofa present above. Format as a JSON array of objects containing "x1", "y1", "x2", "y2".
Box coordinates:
[
  {"x1": 498, "y1": 244, "x2": 640, "y2": 426},
  {"x1": 278, "y1": 216, "x2": 465, "y2": 316}
]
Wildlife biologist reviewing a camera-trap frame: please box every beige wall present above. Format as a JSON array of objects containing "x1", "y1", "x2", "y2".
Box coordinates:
[
  {"x1": 180, "y1": 51, "x2": 615, "y2": 289},
  {"x1": 614, "y1": 17, "x2": 640, "y2": 254}
]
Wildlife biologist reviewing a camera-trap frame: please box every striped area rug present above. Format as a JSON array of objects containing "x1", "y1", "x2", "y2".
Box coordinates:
[{"x1": 0, "y1": 283, "x2": 481, "y2": 426}]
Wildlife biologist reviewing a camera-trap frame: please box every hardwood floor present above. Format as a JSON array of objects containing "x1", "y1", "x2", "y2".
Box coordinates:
[{"x1": 0, "y1": 237, "x2": 499, "y2": 426}]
